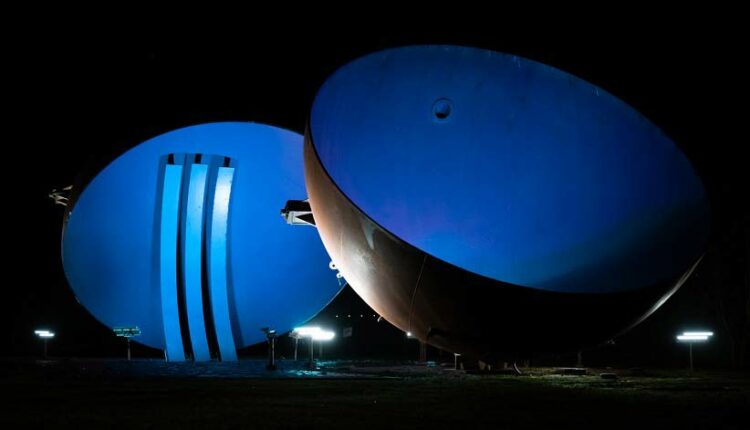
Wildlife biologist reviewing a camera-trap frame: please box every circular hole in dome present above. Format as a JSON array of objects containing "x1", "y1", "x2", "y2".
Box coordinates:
[{"x1": 432, "y1": 98, "x2": 453, "y2": 122}]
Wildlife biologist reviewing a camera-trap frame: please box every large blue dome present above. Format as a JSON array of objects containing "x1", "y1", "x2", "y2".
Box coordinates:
[
  {"x1": 305, "y1": 45, "x2": 710, "y2": 355},
  {"x1": 63, "y1": 122, "x2": 341, "y2": 360},
  {"x1": 310, "y1": 45, "x2": 708, "y2": 294}
]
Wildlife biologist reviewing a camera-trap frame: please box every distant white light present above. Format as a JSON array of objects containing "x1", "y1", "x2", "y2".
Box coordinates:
[
  {"x1": 292, "y1": 326, "x2": 335, "y2": 341},
  {"x1": 34, "y1": 330, "x2": 55, "y2": 338},
  {"x1": 677, "y1": 335, "x2": 708, "y2": 341},
  {"x1": 293, "y1": 326, "x2": 322, "y2": 336},
  {"x1": 677, "y1": 330, "x2": 713, "y2": 342},
  {"x1": 313, "y1": 331, "x2": 335, "y2": 341},
  {"x1": 683, "y1": 331, "x2": 714, "y2": 337},
  {"x1": 406, "y1": 331, "x2": 413, "y2": 337}
]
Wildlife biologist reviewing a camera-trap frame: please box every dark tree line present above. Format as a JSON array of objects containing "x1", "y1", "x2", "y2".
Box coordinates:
[{"x1": 706, "y1": 178, "x2": 749, "y2": 369}]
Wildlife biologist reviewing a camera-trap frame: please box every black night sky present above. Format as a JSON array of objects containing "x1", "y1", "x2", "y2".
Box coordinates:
[{"x1": 5, "y1": 16, "x2": 748, "y2": 368}]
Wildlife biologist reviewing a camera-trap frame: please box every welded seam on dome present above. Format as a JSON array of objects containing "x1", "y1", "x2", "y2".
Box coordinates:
[{"x1": 407, "y1": 254, "x2": 428, "y2": 336}]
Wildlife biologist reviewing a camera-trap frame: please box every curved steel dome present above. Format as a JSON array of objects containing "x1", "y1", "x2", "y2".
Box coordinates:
[
  {"x1": 305, "y1": 45, "x2": 710, "y2": 357},
  {"x1": 63, "y1": 122, "x2": 341, "y2": 361}
]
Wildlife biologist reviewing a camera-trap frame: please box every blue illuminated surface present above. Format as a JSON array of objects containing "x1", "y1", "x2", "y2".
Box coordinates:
[
  {"x1": 208, "y1": 167, "x2": 238, "y2": 361},
  {"x1": 63, "y1": 123, "x2": 340, "y2": 351},
  {"x1": 159, "y1": 164, "x2": 185, "y2": 361},
  {"x1": 183, "y1": 164, "x2": 211, "y2": 361},
  {"x1": 311, "y1": 45, "x2": 709, "y2": 293}
]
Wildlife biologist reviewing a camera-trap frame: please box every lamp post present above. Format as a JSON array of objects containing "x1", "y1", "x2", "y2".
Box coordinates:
[
  {"x1": 261, "y1": 328, "x2": 277, "y2": 370},
  {"x1": 291, "y1": 332, "x2": 301, "y2": 361},
  {"x1": 676, "y1": 331, "x2": 713, "y2": 373},
  {"x1": 34, "y1": 330, "x2": 55, "y2": 359},
  {"x1": 292, "y1": 326, "x2": 335, "y2": 369},
  {"x1": 406, "y1": 331, "x2": 427, "y2": 362},
  {"x1": 309, "y1": 336, "x2": 314, "y2": 369}
]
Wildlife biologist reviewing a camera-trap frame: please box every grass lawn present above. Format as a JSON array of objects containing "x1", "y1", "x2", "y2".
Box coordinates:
[{"x1": 2, "y1": 361, "x2": 747, "y2": 428}]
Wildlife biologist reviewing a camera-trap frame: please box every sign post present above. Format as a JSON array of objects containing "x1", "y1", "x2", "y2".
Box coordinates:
[{"x1": 113, "y1": 327, "x2": 141, "y2": 360}]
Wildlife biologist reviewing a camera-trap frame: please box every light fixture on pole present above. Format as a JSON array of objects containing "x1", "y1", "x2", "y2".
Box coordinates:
[
  {"x1": 261, "y1": 327, "x2": 277, "y2": 370},
  {"x1": 406, "y1": 331, "x2": 427, "y2": 362},
  {"x1": 291, "y1": 326, "x2": 335, "y2": 369},
  {"x1": 34, "y1": 330, "x2": 55, "y2": 359},
  {"x1": 290, "y1": 331, "x2": 301, "y2": 361},
  {"x1": 676, "y1": 330, "x2": 713, "y2": 373}
]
